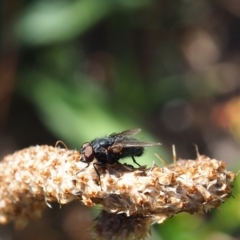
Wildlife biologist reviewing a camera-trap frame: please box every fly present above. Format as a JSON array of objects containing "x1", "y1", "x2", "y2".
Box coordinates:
[{"x1": 79, "y1": 128, "x2": 161, "y2": 183}]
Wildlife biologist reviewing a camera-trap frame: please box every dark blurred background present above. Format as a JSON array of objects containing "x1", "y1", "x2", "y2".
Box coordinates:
[{"x1": 1, "y1": 0, "x2": 240, "y2": 239}]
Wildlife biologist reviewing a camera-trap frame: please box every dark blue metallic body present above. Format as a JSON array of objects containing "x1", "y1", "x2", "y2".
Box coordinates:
[{"x1": 89, "y1": 136, "x2": 144, "y2": 165}]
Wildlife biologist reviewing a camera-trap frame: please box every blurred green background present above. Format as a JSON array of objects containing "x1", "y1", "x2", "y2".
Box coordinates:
[{"x1": 1, "y1": 0, "x2": 240, "y2": 239}]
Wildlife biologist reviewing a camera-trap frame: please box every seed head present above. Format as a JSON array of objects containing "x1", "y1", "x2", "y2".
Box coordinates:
[{"x1": 0, "y1": 145, "x2": 235, "y2": 238}]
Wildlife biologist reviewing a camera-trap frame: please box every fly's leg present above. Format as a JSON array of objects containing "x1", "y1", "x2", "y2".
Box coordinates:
[
  {"x1": 93, "y1": 162, "x2": 103, "y2": 190},
  {"x1": 76, "y1": 162, "x2": 90, "y2": 176},
  {"x1": 131, "y1": 156, "x2": 141, "y2": 167}
]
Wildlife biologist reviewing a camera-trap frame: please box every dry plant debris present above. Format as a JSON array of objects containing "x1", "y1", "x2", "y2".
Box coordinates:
[{"x1": 0, "y1": 145, "x2": 235, "y2": 239}]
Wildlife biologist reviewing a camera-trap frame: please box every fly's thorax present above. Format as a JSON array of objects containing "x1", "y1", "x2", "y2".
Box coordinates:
[{"x1": 91, "y1": 137, "x2": 114, "y2": 151}]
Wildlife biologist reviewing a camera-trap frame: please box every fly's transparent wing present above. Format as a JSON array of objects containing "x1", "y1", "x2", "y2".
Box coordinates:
[
  {"x1": 110, "y1": 128, "x2": 141, "y2": 138},
  {"x1": 111, "y1": 140, "x2": 161, "y2": 148}
]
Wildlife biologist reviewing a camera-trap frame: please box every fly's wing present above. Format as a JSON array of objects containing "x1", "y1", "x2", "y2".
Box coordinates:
[
  {"x1": 110, "y1": 128, "x2": 141, "y2": 138},
  {"x1": 110, "y1": 139, "x2": 161, "y2": 148}
]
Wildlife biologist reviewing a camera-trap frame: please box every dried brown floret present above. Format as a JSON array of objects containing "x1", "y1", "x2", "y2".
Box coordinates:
[{"x1": 92, "y1": 211, "x2": 152, "y2": 240}]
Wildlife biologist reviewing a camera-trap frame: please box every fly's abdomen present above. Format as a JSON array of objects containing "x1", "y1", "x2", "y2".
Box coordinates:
[{"x1": 121, "y1": 147, "x2": 144, "y2": 158}]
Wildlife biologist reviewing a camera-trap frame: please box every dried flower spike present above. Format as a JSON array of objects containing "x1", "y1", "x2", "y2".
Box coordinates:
[{"x1": 0, "y1": 145, "x2": 235, "y2": 239}]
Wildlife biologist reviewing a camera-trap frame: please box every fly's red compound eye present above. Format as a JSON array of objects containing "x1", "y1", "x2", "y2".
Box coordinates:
[
  {"x1": 81, "y1": 142, "x2": 90, "y2": 149},
  {"x1": 83, "y1": 145, "x2": 94, "y2": 162},
  {"x1": 80, "y1": 142, "x2": 94, "y2": 163}
]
